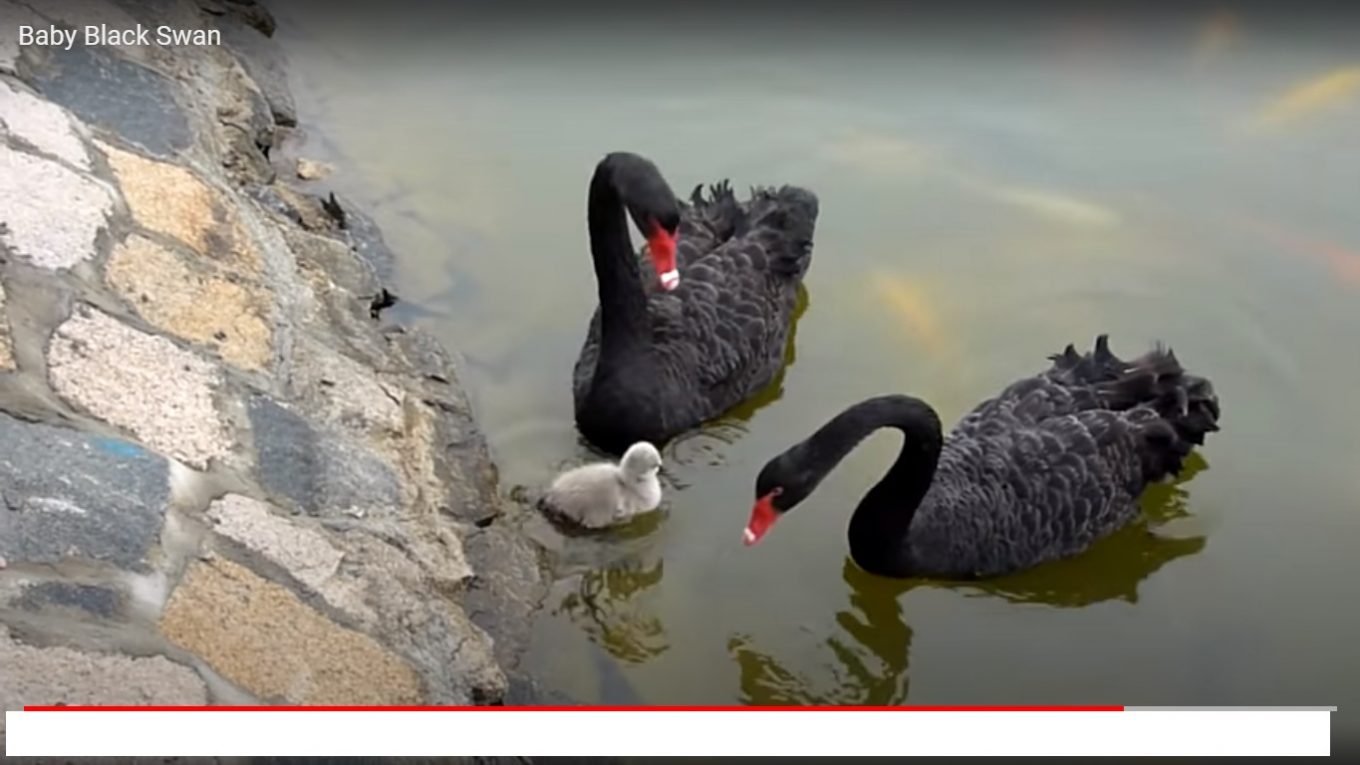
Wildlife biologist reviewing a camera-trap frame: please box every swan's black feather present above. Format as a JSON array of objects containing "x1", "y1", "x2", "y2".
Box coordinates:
[
  {"x1": 904, "y1": 336, "x2": 1220, "y2": 577},
  {"x1": 573, "y1": 178, "x2": 818, "y2": 453}
]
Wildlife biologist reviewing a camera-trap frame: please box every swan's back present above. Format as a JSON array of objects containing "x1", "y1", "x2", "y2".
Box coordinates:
[
  {"x1": 907, "y1": 335, "x2": 1220, "y2": 577},
  {"x1": 649, "y1": 186, "x2": 817, "y2": 399},
  {"x1": 573, "y1": 182, "x2": 819, "y2": 447}
]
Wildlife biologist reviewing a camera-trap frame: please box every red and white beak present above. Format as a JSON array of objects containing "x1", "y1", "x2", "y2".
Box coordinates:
[
  {"x1": 743, "y1": 491, "x2": 781, "y2": 546},
  {"x1": 646, "y1": 224, "x2": 680, "y2": 291}
]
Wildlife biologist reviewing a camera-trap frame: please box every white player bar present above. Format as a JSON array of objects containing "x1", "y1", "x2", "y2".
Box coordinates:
[{"x1": 3, "y1": 706, "x2": 1334, "y2": 757}]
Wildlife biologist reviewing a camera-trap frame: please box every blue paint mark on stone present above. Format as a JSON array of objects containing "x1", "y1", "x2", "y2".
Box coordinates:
[
  {"x1": 93, "y1": 437, "x2": 144, "y2": 459},
  {"x1": 0, "y1": 413, "x2": 169, "y2": 570}
]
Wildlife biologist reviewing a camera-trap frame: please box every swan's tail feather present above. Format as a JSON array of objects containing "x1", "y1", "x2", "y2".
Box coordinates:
[
  {"x1": 1133, "y1": 417, "x2": 1195, "y2": 481},
  {"x1": 1052, "y1": 335, "x2": 1221, "y2": 482},
  {"x1": 1046, "y1": 333, "x2": 1132, "y2": 385},
  {"x1": 679, "y1": 179, "x2": 745, "y2": 251},
  {"x1": 740, "y1": 185, "x2": 819, "y2": 279},
  {"x1": 1134, "y1": 376, "x2": 1218, "y2": 481},
  {"x1": 689, "y1": 180, "x2": 741, "y2": 222},
  {"x1": 689, "y1": 179, "x2": 737, "y2": 209}
]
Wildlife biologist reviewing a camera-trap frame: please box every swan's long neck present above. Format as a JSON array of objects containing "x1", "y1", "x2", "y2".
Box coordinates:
[
  {"x1": 587, "y1": 161, "x2": 650, "y2": 367},
  {"x1": 795, "y1": 396, "x2": 943, "y2": 576}
]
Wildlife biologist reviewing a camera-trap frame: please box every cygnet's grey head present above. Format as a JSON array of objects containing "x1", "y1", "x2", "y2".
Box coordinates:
[{"x1": 620, "y1": 441, "x2": 662, "y2": 479}]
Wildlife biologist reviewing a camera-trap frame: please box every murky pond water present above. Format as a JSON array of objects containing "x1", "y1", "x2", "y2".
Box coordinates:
[{"x1": 276, "y1": 3, "x2": 1359, "y2": 728}]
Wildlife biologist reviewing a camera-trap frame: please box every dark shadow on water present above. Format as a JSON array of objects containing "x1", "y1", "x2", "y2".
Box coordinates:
[
  {"x1": 728, "y1": 453, "x2": 1211, "y2": 705},
  {"x1": 730, "y1": 557, "x2": 913, "y2": 705}
]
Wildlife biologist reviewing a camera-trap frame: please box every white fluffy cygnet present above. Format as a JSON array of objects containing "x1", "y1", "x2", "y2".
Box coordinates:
[{"x1": 541, "y1": 442, "x2": 663, "y2": 529}]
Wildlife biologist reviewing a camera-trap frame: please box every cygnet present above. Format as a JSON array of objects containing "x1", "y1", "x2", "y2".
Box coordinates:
[{"x1": 541, "y1": 442, "x2": 663, "y2": 528}]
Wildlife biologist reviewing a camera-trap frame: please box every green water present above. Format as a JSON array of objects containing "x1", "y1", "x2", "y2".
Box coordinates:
[{"x1": 276, "y1": 5, "x2": 1359, "y2": 729}]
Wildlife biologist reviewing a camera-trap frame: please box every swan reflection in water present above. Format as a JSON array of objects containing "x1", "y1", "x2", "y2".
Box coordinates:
[
  {"x1": 731, "y1": 557, "x2": 915, "y2": 706},
  {"x1": 556, "y1": 556, "x2": 669, "y2": 665},
  {"x1": 532, "y1": 497, "x2": 672, "y2": 666},
  {"x1": 729, "y1": 452, "x2": 1211, "y2": 705}
]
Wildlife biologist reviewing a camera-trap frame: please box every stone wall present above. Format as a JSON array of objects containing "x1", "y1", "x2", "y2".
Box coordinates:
[{"x1": 0, "y1": 0, "x2": 547, "y2": 739}]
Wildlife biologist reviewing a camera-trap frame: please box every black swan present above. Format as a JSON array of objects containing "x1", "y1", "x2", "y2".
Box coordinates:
[
  {"x1": 743, "y1": 336, "x2": 1221, "y2": 579},
  {"x1": 572, "y1": 152, "x2": 819, "y2": 455}
]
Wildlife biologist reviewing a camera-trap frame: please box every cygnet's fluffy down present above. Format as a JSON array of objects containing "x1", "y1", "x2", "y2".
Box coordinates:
[{"x1": 542, "y1": 442, "x2": 663, "y2": 528}]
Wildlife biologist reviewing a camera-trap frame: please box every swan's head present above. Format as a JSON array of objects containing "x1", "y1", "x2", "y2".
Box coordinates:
[
  {"x1": 620, "y1": 441, "x2": 663, "y2": 480},
  {"x1": 744, "y1": 450, "x2": 817, "y2": 546},
  {"x1": 611, "y1": 153, "x2": 682, "y2": 291}
]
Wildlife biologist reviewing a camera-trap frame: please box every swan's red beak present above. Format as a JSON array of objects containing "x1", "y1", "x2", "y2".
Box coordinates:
[
  {"x1": 646, "y1": 224, "x2": 679, "y2": 291},
  {"x1": 743, "y1": 492, "x2": 780, "y2": 546}
]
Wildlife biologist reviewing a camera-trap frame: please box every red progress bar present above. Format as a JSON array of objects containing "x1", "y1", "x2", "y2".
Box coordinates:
[{"x1": 24, "y1": 705, "x2": 1125, "y2": 712}]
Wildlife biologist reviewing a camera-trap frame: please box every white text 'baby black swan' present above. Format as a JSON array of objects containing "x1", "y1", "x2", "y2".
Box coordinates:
[
  {"x1": 744, "y1": 336, "x2": 1221, "y2": 579},
  {"x1": 573, "y1": 152, "x2": 819, "y2": 455}
]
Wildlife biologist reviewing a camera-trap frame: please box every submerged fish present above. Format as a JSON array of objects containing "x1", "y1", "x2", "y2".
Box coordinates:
[
  {"x1": 1253, "y1": 65, "x2": 1360, "y2": 127},
  {"x1": 873, "y1": 273, "x2": 946, "y2": 355},
  {"x1": 822, "y1": 129, "x2": 933, "y2": 175},
  {"x1": 1192, "y1": 8, "x2": 1241, "y2": 67},
  {"x1": 1240, "y1": 217, "x2": 1360, "y2": 288},
  {"x1": 986, "y1": 185, "x2": 1121, "y2": 228}
]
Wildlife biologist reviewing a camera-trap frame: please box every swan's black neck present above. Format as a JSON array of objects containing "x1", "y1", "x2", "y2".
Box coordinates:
[
  {"x1": 796, "y1": 395, "x2": 943, "y2": 577},
  {"x1": 587, "y1": 158, "x2": 650, "y2": 363}
]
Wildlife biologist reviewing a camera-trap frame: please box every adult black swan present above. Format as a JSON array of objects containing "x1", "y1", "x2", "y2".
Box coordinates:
[
  {"x1": 572, "y1": 152, "x2": 819, "y2": 455},
  {"x1": 743, "y1": 336, "x2": 1221, "y2": 579}
]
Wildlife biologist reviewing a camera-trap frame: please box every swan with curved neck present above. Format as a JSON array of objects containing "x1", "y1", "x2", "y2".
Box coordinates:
[
  {"x1": 745, "y1": 336, "x2": 1221, "y2": 579},
  {"x1": 573, "y1": 152, "x2": 819, "y2": 455}
]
